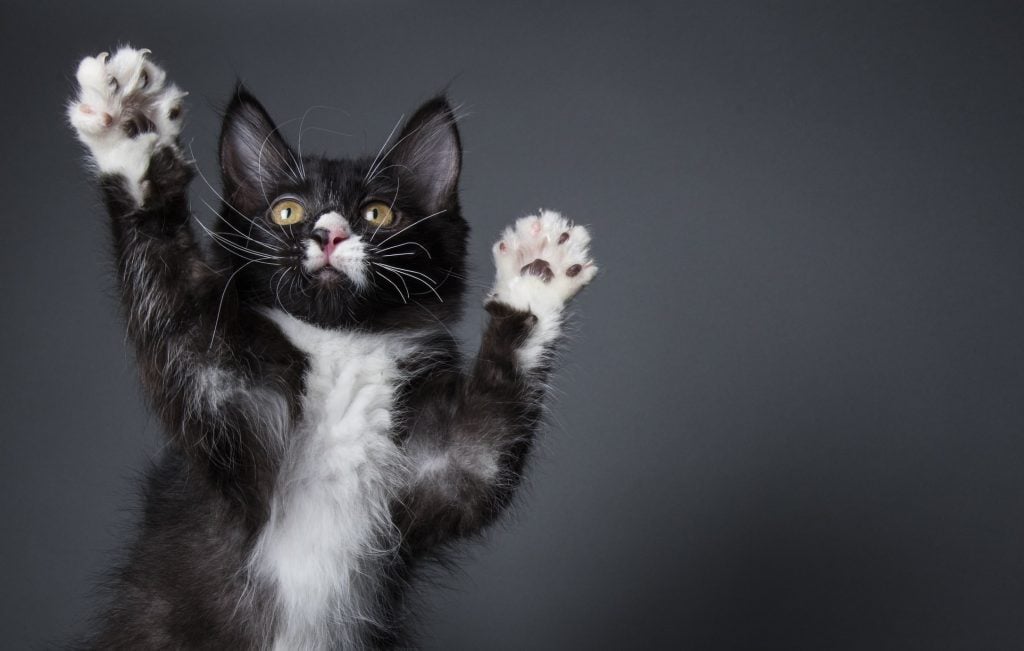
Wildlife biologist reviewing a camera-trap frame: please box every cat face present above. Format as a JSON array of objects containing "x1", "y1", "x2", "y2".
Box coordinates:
[{"x1": 216, "y1": 89, "x2": 468, "y2": 330}]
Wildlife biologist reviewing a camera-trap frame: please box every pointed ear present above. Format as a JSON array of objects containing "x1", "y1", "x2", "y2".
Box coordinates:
[
  {"x1": 384, "y1": 96, "x2": 462, "y2": 213},
  {"x1": 219, "y1": 85, "x2": 297, "y2": 213}
]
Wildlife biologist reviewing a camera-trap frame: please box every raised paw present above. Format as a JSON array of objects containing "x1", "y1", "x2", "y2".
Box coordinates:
[
  {"x1": 490, "y1": 210, "x2": 597, "y2": 317},
  {"x1": 67, "y1": 46, "x2": 187, "y2": 205}
]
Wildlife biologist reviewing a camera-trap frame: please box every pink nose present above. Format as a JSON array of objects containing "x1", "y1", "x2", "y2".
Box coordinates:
[{"x1": 313, "y1": 227, "x2": 349, "y2": 257}]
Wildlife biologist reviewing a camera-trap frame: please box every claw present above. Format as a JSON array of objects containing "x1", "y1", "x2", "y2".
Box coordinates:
[
  {"x1": 98, "y1": 52, "x2": 109, "y2": 64},
  {"x1": 139, "y1": 48, "x2": 152, "y2": 57}
]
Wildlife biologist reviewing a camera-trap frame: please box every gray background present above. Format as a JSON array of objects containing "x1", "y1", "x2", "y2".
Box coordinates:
[{"x1": 2, "y1": 1, "x2": 1024, "y2": 649}]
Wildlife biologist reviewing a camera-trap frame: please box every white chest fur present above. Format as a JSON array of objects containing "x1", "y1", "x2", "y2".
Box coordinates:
[{"x1": 252, "y1": 310, "x2": 414, "y2": 650}]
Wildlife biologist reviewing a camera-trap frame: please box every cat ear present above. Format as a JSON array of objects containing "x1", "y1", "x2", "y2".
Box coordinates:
[
  {"x1": 384, "y1": 96, "x2": 462, "y2": 214},
  {"x1": 219, "y1": 85, "x2": 297, "y2": 213}
]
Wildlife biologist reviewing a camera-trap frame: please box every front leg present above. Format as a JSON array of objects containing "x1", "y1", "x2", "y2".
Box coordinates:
[
  {"x1": 69, "y1": 47, "x2": 198, "y2": 342},
  {"x1": 399, "y1": 211, "x2": 597, "y2": 550},
  {"x1": 68, "y1": 48, "x2": 290, "y2": 518}
]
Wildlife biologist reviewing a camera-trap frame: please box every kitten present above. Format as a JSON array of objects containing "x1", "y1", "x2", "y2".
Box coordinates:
[{"x1": 67, "y1": 46, "x2": 596, "y2": 649}]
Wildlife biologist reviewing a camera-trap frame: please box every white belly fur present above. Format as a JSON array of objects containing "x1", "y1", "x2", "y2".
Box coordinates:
[{"x1": 253, "y1": 309, "x2": 414, "y2": 649}]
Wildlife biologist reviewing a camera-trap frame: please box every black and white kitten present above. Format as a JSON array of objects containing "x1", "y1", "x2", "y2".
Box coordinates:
[{"x1": 67, "y1": 47, "x2": 597, "y2": 649}]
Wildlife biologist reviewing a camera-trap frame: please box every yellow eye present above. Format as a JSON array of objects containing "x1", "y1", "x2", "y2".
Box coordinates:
[
  {"x1": 362, "y1": 202, "x2": 395, "y2": 228},
  {"x1": 270, "y1": 199, "x2": 305, "y2": 225}
]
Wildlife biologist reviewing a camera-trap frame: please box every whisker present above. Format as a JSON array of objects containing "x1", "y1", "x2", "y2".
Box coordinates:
[
  {"x1": 378, "y1": 264, "x2": 410, "y2": 296},
  {"x1": 373, "y1": 241, "x2": 432, "y2": 259},
  {"x1": 198, "y1": 199, "x2": 283, "y2": 252},
  {"x1": 373, "y1": 263, "x2": 444, "y2": 303},
  {"x1": 364, "y1": 115, "x2": 405, "y2": 183},
  {"x1": 365, "y1": 115, "x2": 455, "y2": 184},
  {"x1": 192, "y1": 217, "x2": 282, "y2": 264},
  {"x1": 301, "y1": 125, "x2": 355, "y2": 140},
  {"x1": 187, "y1": 145, "x2": 289, "y2": 247},
  {"x1": 208, "y1": 259, "x2": 260, "y2": 350},
  {"x1": 256, "y1": 117, "x2": 304, "y2": 202},
  {"x1": 192, "y1": 219, "x2": 281, "y2": 259},
  {"x1": 412, "y1": 299, "x2": 456, "y2": 340},
  {"x1": 273, "y1": 267, "x2": 292, "y2": 311},
  {"x1": 295, "y1": 106, "x2": 352, "y2": 179},
  {"x1": 299, "y1": 125, "x2": 352, "y2": 151},
  {"x1": 294, "y1": 105, "x2": 329, "y2": 179},
  {"x1": 373, "y1": 267, "x2": 408, "y2": 304},
  {"x1": 364, "y1": 163, "x2": 410, "y2": 187},
  {"x1": 373, "y1": 209, "x2": 447, "y2": 247},
  {"x1": 266, "y1": 267, "x2": 284, "y2": 299},
  {"x1": 374, "y1": 262, "x2": 437, "y2": 285},
  {"x1": 291, "y1": 268, "x2": 311, "y2": 298}
]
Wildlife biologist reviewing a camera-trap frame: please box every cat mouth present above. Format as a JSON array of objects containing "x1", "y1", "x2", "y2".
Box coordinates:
[
  {"x1": 314, "y1": 265, "x2": 345, "y2": 284},
  {"x1": 304, "y1": 253, "x2": 368, "y2": 289}
]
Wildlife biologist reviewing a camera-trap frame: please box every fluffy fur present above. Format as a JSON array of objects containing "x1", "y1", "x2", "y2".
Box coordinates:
[{"x1": 67, "y1": 46, "x2": 596, "y2": 649}]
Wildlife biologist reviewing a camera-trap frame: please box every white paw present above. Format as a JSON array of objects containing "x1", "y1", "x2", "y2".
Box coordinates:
[
  {"x1": 67, "y1": 46, "x2": 187, "y2": 206},
  {"x1": 490, "y1": 210, "x2": 596, "y2": 369},
  {"x1": 490, "y1": 209, "x2": 597, "y2": 316}
]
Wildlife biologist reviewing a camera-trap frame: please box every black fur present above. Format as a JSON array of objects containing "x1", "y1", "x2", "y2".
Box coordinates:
[{"x1": 78, "y1": 87, "x2": 562, "y2": 649}]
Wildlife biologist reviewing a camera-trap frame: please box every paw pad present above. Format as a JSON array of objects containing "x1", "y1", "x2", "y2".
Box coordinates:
[
  {"x1": 68, "y1": 46, "x2": 185, "y2": 144},
  {"x1": 490, "y1": 210, "x2": 597, "y2": 314},
  {"x1": 521, "y1": 258, "x2": 555, "y2": 282},
  {"x1": 67, "y1": 46, "x2": 187, "y2": 206}
]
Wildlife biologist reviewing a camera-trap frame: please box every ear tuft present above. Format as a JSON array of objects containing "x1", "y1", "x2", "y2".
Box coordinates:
[
  {"x1": 219, "y1": 86, "x2": 296, "y2": 213},
  {"x1": 384, "y1": 96, "x2": 462, "y2": 213}
]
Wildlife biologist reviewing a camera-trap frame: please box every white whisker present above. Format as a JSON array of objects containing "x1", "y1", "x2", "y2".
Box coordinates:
[
  {"x1": 365, "y1": 116, "x2": 453, "y2": 184},
  {"x1": 187, "y1": 145, "x2": 289, "y2": 247},
  {"x1": 371, "y1": 267, "x2": 407, "y2": 304},
  {"x1": 256, "y1": 117, "x2": 304, "y2": 202},
  {"x1": 192, "y1": 217, "x2": 282, "y2": 264},
  {"x1": 374, "y1": 241, "x2": 432, "y2": 259},
  {"x1": 198, "y1": 199, "x2": 283, "y2": 252},
  {"x1": 208, "y1": 259, "x2": 260, "y2": 350},
  {"x1": 364, "y1": 115, "x2": 404, "y2": 183},
  {"x1": 374, "y1": 262, "x2": 436, "y2": 286},
  {"x1": 373, "y1": 262, "x2": 443, "y2": 303},
  {"x1": 373, "y1": 209, "x2": 447, "y2": 247}
]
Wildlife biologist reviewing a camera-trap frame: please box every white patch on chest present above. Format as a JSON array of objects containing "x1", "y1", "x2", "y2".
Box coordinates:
[{"x1": 251, "y1": 309, "x2": 415, "y2": 650}]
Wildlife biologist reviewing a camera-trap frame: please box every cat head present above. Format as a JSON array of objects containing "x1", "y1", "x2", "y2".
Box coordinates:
[{"x1": 216, "y1": 87, "x2": 468, "y2": 330}]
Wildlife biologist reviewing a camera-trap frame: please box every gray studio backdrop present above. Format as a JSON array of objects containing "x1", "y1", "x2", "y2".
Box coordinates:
[{"x1": 3, "y1": 1, "x2": 1024, "y2": 649}]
